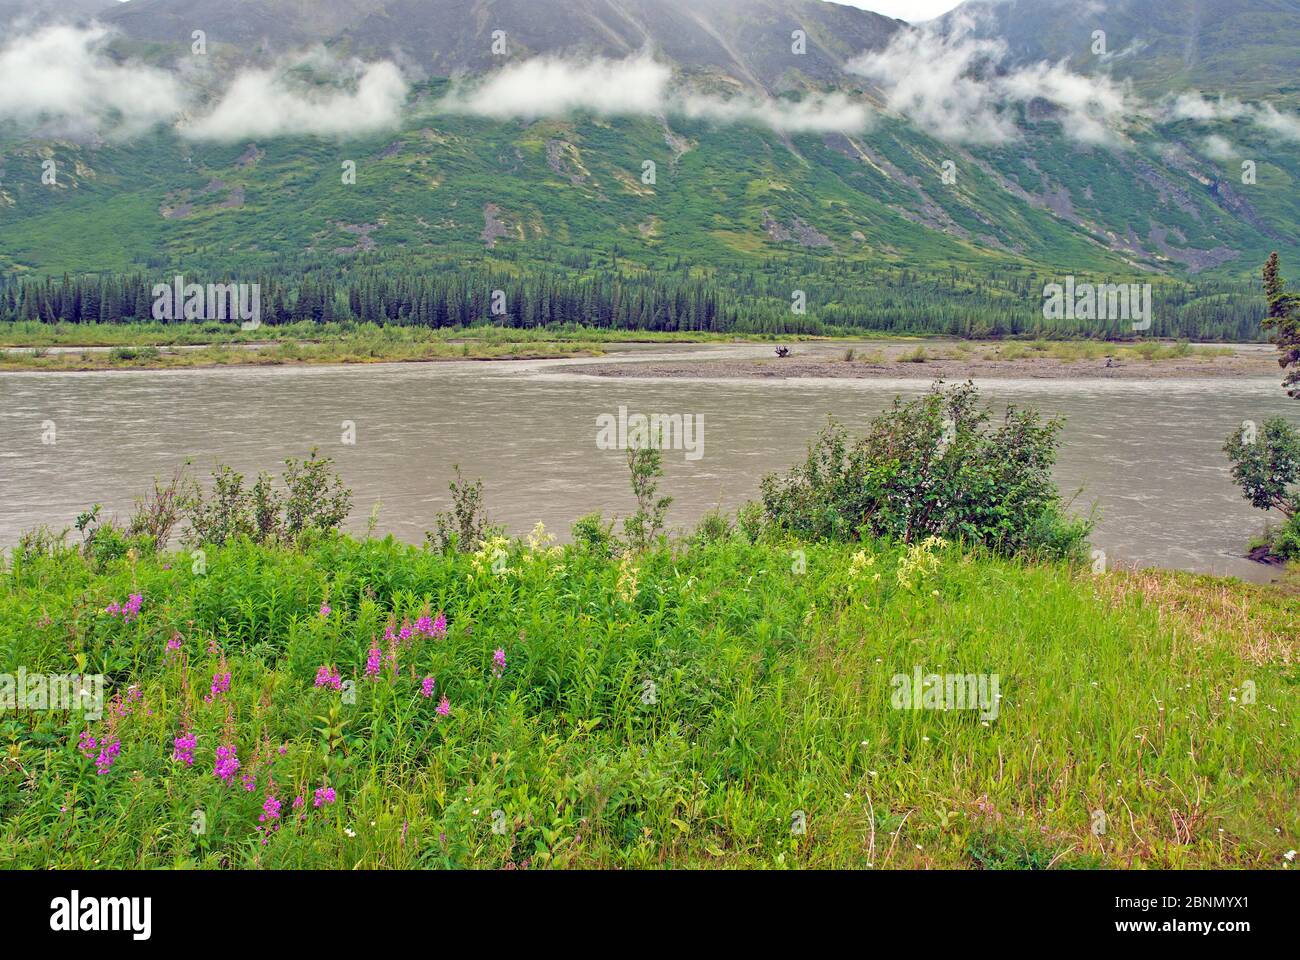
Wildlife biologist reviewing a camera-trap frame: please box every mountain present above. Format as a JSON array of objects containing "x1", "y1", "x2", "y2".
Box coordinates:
[
  {"x1": 101, "y1": 0, "x2": 902, "y2": 92},
  {"x1": 0, "y1": 0, "x2": 114, "y2": 26},
  {"x1": 941, "y1": 0, "x2": 1300, "y2": 102},
  {"x1": 2, "y1": 0, "x2": 1299, "y2": 338}
]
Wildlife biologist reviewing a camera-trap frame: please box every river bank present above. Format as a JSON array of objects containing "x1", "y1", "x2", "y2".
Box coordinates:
[{"x1": 566, "y1": 340, "x2": 1279, "y2": 382}]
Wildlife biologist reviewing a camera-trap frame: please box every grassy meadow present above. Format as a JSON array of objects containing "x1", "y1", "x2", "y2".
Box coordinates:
[{"x1": 2, "y1": 529, "x2": 1295, "y2": 869}]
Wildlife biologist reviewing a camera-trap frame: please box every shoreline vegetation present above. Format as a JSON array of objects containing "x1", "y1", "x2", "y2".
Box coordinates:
[
  {"x1": 0, "y1": 321, "x2": 1273, "y2": 376},
  {"x1": 2, "y1": 387, "x2": 1295, "y2": 869},
  {"x1": 571, "y1": 340, "x2": 1279, "y2": 382}
]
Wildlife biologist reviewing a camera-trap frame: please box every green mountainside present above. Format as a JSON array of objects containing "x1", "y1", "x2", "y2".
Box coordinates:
[{"x1": 1, "y1": 0, "x2": 1298, "y2": 336}]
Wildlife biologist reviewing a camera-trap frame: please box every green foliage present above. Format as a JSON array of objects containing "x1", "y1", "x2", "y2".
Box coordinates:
[
  {"x1": 623, "y1": 430, "x2": 673, "y2": 553},
  {"x1": 691, "y1": 509, "x2": 734, "y2": 547},
  {"x1": 1223, "y1": 417, "x2": 1300, "y2": 518},
  {"x1": 759, "y1": 381, "x2": 1092, "y2": 560},
  {"x1": 426, "y1": 466, "x2": 501, "y2": 553},
  {"x1": 1, "y1": 527, "x2": 1295, "y2": 869},
  {"x1": 3, "y1": 100, "x2": 1296, "y2": 342},
  {"x1": 570, "y1": 512, "x2": 620, "y2": 558},
  {"x1": 184, "y1": 452, "x2": 351, "y2": 548},
  {"x1": 1262, "y1": 253, "x2": 1300, "y2": 398}
]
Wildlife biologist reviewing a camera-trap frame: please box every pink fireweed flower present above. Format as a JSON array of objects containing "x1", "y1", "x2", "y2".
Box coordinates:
[
  {"x1": 173, "y1": 731, "x2": 197, "y2": 767},
  {"x1": 106, "y1": 594, "x2": 144, "y2": 622},
  {"x1": 241, "y1": 773, "x2": 257, "y2": 792},
  {"x1": 108, "y1": 687, "x2": 146, "y2": 721},
  {"x1": 166, "y1": 632, "x2": 183, "y2": 653},
  {"x1": 432, "y1": 612, "x2": 447, "y2": 639},
  {"x1": 205, "y1": 653, "x2": 231, "y2": 704},
  {"x1": 364, "y1": 645, "x2": 382, "y2": 680},
  {"x1": 314, "y1": 786, "x2": 337, "y2": 807},
  {"x1": 398, "y1": 623, "x2": 413, "y2": 644},
  {"x1": 214, "y1": 744, "x2": 240, "y2": 783},
  {"x1": 258, "y1": 792, "x2": 282, "y2": 845},
  {"x1": 95, "y1": 737, "x2": 120, "y2": 776},
  {"x1": 315, "y1": 665, "x2": 343, "y2": 690},
  {"x1": 421, "y1": 676, "x2": 436, "y2": 699},
  {"x1": 77, "y1": 731, "x2": 97, "y2": 759},
  {"x1": 436, "y1": 695, "x2": 450, "y2": 718},
  {"x1": 492, "y1": 647, "x2": 506, "y2": 678},
  {"x1": 293, "y1": 795, "x2": 305, "y2": 809},
  {"x1": 319, "y1": 603, "x2": 331, "y2": 618}
]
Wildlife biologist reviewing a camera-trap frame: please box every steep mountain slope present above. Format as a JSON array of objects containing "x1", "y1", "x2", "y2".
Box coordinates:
[
  {"x1": 1, "y1": 0, "x2": 1298, "y2": 338},
  {"x1": 102, "y1": 0, "x2": 902, "y2": 91},
  {"x1": 942, "y1": 0, "x2": 1300, "y2": 102},
  {"x1": 0, "y1": 0, "x2": 114, "y2": 25}
]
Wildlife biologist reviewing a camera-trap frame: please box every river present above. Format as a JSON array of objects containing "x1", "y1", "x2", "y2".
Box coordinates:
[{"x1": 2, "y1": 341, "x2": 1296, "y2": 581}]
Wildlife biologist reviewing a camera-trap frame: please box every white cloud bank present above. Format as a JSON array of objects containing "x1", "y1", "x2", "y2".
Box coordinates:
[
  {"x1": 439, "y1": 54, "x2": 672, "y2": 119},
  {"x1": 180, "y1": 60, "x2": 409, "y2": 140},
  {"x1": 0, "y1": 24, "x2": 187, "y2": 137},
  {"x1": 437, "y1": 52, "x2": 873, "y2": 133},
  {"x1": 846, "y1": 20, "x2": 1136, "y2": 145},
  {"x1": 0, "y1": 22, "x2": 1295, "y2": 148},
  {"x1": 0, "y1": 24, "x2": 408, "y2": 141},
  {"x1": 1165, "y1": 93, "x2": 1300, "y2": 142}
]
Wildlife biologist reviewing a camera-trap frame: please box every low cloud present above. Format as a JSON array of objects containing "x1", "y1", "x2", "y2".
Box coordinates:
[
  {"x1": 439, "y1": 52, "x2": 871, "y2": 133},
  {"x1": 1165, "y1": 93, "x2": 1300, "y2": 142},
  {"x1": 1201, "y1": 134, "x2": 1236, "y2": 161},
  {"x1": 0, "y1": 24, "x2": 187, "y2": 138},
  {"x1": 180, "y1": 59, "x2": 409, "y2": 141},
  {"x1": 0, "y1": 24, "x2": 408, "y2": 142},
  {"x1": 677, "y1": 90, "x2": 871, "y2": 133},
  {"x1": 846, "y1": 19, "x2": 1136, "y2": 145},
  {"x1": 439, "y1": 53, "x2": 671, "y2": 119}
]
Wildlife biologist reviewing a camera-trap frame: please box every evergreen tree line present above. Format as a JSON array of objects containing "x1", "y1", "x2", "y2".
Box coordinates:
[{"x1": 0, "y1": 264, "x2": 1269, "y2": 341}]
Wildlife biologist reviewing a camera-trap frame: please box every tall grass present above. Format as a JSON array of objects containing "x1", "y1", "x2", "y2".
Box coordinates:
[{"x1": 1, "y1": 531, "x2": 1293, "y2": 869}]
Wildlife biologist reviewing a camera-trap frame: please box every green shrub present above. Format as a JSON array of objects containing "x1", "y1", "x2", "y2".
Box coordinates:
[
  {"x1": 571, "y1": 512, "x2": 620, "y2": 557},
  {"x1": 426, "y1": 466, "x2": 501, "y2": 553},
  {"x1": 691, "y1": 509, "x2": 733, "y2": 546},
  {"x1": 759, "y1": 381, "x2": 1091, "y2": 560},
  {"x1": 185, "y1": 451, "x2": 351, "y2": 548}
]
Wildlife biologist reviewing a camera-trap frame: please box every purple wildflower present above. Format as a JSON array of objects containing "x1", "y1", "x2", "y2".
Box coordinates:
[
  {"x1": 95, "y1": 737, "x2": 120, "y2": 776},
  {"x1": 492, "y1": 647, "x2": 506, "y2": 678},
  {"x1": 313, "y1": 786, "x2": 337, "y2": 807},
  {"x1": 106, "y1": 594, "x2": 144, "y2": 623},
  {"x1": 436, "y1": 695, "x2": 450, "y2": 718},
  {"x1": 214, "y1": 743, "x2": 240, "y2": 783},
  {"x1": 315, "y1": 665, "x2": 343, "y2": 690},
  {"x1": 364, "y1": 645, "x2": 382, "y2": 680},
  {"x1": 319, "y1": 603, "x2": 331, "y2": 618},
  {"x1": 173, "y1": 731, "x2": 197, "y2": 767},
  {"x1": 421, "y1": 676, "x2": 436, "y2": 699}
]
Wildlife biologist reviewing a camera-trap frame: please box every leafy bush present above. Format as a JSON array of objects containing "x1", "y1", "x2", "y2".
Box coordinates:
[
  {"x1": 571, "y1": 512, "x2": 620, "y2": 557},
  {"x1": 1271, "y1": 514, "x2": 1300, "y2": 561},
  {"x1": 759, "y1": 381, "x2": 1091, "y2": 560},
  {"x1": 1224, "y1": 417, "x2": 1299, "y2": 517},
  {"x1": 623, "y1": 429, "x2": 672, "y2": 553},
  {"x1": 127, "y1": 467, "x2": 191, "y2": 552},
  {"x1": 690, "y1": 509, "x2": 733, "y2": 546},
  {"x1": 185, "y1": 451, "x2": 352, "y2": 548},
  {"x1": 426, "y1": 466, "x2": 501, "y2": 553}
]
